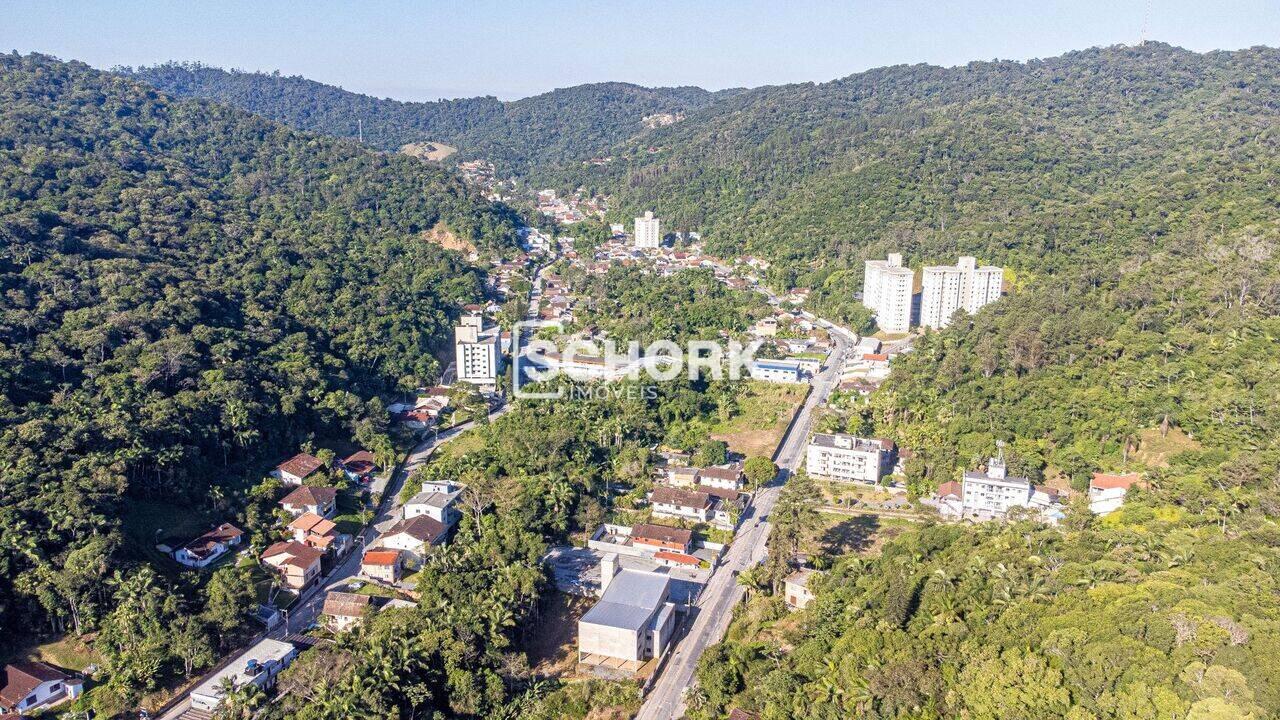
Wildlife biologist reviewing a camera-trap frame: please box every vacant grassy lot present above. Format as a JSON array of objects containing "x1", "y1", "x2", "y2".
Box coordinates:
[{"x1": 711, "y1": 381, "x2": 808, "y2": 458}]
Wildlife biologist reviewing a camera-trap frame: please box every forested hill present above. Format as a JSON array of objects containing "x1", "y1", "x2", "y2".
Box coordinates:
[
  {"x1": 575, "y1": 42, "x2": 1280, "y2": 281},
  {"x1": 126, "y1": 62, "x2": 729, "y2": 174},
  {"x1": 0, "y1": 52, "x2": 514, "y2": 656}
]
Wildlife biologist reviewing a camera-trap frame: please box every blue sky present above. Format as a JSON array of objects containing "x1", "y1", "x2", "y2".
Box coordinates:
[{"x1": 4, "y1": 0, "x2": 1278, "y2": 100}]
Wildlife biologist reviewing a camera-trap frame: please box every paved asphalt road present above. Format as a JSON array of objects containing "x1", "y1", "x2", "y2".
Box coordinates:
[
  {"x1": 634, "y1": 329, "x2": 851, "y2": 720},
  {"x1": 158, "y1": 413, "x2": 500, "y2": 720}
]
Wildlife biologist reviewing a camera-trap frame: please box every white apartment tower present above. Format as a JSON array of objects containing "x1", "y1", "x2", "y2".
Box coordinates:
[
  {"x1": 862, "y1": 253, "x2": 914, "y2": 334},
  {"x1": 634, "y1": 211, "x2": 662, "y2": 248},
  {"x1": 961, "y1": 455, "x2": 1032, "y2": 518},
  {"x1": 454, "y1": 313, "x2": 500, "y2": 387},
  {"x1": 920, "y1": 256, "x2": 1003, "y2": 329},
  {"x1": 806, "y1": 433, "x2": 891, "y2": 484}
]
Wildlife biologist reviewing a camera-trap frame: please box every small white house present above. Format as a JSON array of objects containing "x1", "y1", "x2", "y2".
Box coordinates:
[
  {"x1": 1089, "y1": 473, "x2": 1144, "y2": 516},
  {"x1": 174, "y1": 523, "x2": 244, "y2": 568},
  {"x1": 1, "y1": 662, "x2": 82, "y2": 715}
]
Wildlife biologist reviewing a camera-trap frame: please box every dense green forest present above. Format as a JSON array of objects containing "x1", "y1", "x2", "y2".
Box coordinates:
[
  {"x1": 0, "y1": 51, "x2": 517, "y2": 707},
  {"x1": 564, "y1": 265, "x2": 771, "y2": 345},
  {"x1": 126, "y1": 62, "x2": 732, "y2": 176}
]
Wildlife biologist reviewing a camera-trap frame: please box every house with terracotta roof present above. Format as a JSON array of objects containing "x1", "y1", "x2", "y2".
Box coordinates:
[
  {"x1": 279, "y1": 485, "x2": 337, "y2": 519},
  {"x1": 288, "y1": 512, "x2": 350, "y2": 555},
  {"x1": 261, "y1": 541, "x2": 324, "y2": 590},
  {"x1": 923, "y1": 480, "x2": 964, "y2": 518},
  {"x1": 379, "y1": 516, "x2": 448, "y2": 566},
  {"x1": 174, "y1": 522, "x2": 244, "y2": 568},
  {"x1": 630, "y1": 524, "x2": 693, "y2": 554},
  {"x1": 361, "y1": 549, "x2": 404, "y2": 584},
  {"x1": 340, "y1": 450, "x2": 378, "y2": 483},
  {"x1": 1089, "y1": 472, "x2": 1145, "y2": 516},
  {"x1": 1, "y1": 661, "x2": 81, "y2": 715},
  {"x1": 275, "y1": 452, "x2": 325, "y2": 485}
]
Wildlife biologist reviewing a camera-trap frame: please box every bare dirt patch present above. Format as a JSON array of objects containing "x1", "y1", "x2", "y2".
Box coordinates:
[
  {"x1": 523, "y1": 593, "x2": 592, "y2": 678},
  {"x1": 421, "y1": 223, "x2": 475, "y2": 255},
  {"x1": 399, "y1": 141, "x2": 457, "y2": 161}
]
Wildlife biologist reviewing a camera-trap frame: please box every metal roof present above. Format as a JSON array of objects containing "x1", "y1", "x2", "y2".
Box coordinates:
[{"x1": 580, "y1": 569, "x2": 670, "y2": 631}]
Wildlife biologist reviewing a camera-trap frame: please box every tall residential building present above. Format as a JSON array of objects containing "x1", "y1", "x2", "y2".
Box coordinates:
[
  {"x1": 919, "y1": 256, "x2": 1003, "y2": 329},
  {"x1": 634, "y1": 211, "x2": 662, "y2": 248},
  {"x1": 862, "y1": 253, "x2": 914, "y2": 333},
  {"x1": 805, "y1": 433, "x2": 892, "y2": 484},
  {"x1": 961, "y1": 455, "x2": 1031, "y2": 518},
  {"x1": 454, "y1": 313, "x2": 500, "y2": 387}
]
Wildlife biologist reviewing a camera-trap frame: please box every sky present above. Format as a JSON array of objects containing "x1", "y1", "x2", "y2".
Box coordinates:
[{"x1": 4, "y1": 0, "x2": 1279, "y2": 101}]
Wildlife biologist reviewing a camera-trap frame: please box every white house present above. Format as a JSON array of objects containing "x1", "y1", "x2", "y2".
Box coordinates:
[
  {"x1": 649, "y1": 486, "x2": 714, "y2": 523},
  {"x1": 805, "y1": 433, "x2": 892, "y2": 484},
  {"x1": 578, "y1": 555, "x2": 676, "y2": 663},
  {"x1": 961, "y1": 456, "x2": 1032, "y2": 518},
  {"x1": 749, "y1": 358, "x2": 804, "y2": 383},
  {"x1": 960, "y1": 455, "x2": 1064, "y2": 522},
  {"x1": 633, "y1": 211, "x2": 662, "y2": 249},
  {"x1": 404, "y1": 485, "x2": 463, "y2": 527},
  {"x1": 279, "y1": 486, "x2": 337, "y2": 519},
  {"x1": 1, "y1": 662, "x2": 82, "y2": 715},
  {"x1": 275, "y1": 452, "x2": 324, "y2": 485},
  {"x1": 190, "y1": 639, "x2": 296, "y2": 712},
  {"x1": 322, "y1": 591, "x2": 374, "y2": 633},
  {"x1": 923, "y1": 480, "x2": 964, "y2": 518},
  {"x1": 1089, "y1": 472, "x2": 1144, "y2": 516},
  {"x1": 455, "y1": 314, "x2": 502, "y2": 388},
  {"x1": 920, "y1": 256, "x2": 1003, "y2": 330},
  {"x1": 698, "y1": 464, "x2": 744, "y2": 491},
  {"x1": 379, "y1": 516, "x2": 448, "y2": 567},
  {"x1": 174, "y1": 523, "x2": 244, "y2": 568},
  {"x1": 784, "y1": 569, "x2": 820, "y2": 610},
  {"x1": 863, "y1": 254, "x2": 915, "y2": 333}
]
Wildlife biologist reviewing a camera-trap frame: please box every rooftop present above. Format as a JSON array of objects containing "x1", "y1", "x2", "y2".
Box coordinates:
[
  {"x1": 631, "y1": 523, "x2": 693, "y2": 546},
  {"x1": 280, "y1": 485, "x2": 337, "y2": 507},
  {"x1": 277, "y1": 452, "x2": 324, "y2": 478},
  {"x1": 809, "y1": 433, "x2": 886, "y2": 453},
  {"x1": 580, "y1": 569, "x2": 671, "y2": 631}
]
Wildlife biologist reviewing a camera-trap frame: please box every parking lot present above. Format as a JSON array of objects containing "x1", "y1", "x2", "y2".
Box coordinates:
[{"x1": 544, "y1": 546, "x2": 709, "y2": 605}]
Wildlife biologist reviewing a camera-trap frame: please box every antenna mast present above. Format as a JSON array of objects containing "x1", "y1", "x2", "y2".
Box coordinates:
[{"x1": 357, "y1": 118, "x2": 364, "y2": 143}]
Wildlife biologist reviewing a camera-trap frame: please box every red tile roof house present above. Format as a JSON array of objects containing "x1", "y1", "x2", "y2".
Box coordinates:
[
  {"x1": 1, "y1": 662, "x2": 82, "y2": 715},
  {"x1": 279, "y1": 486, "x2": 338, "y2": 519},
  {"x1": 288, "y1": 512, "x2": 351, "y2": 556},
  {"x1": 261, "y1": 541, "x2": 324, "y2": 590},
  {"x1": 275, "y1": 452, "x2": 325, "y2": 485},
  {"x1": 340, "y1": 451, "x2": 378, "y2": 483},
  {"x1": 378, "y1": 516, "x2": 448, "y2": 568},
  {"x1": 361, "y1": 549, "x2": 404, "y2": 584},
  {"x1": 173, "y1": 522, "x2": 244, "y2": 568},
  {"x1": 630, "y1": 523, "x2": 694, "y2": 555}
]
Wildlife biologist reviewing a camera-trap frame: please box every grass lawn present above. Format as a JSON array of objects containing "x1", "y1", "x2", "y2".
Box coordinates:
[
  {"x1": 710, "y1": 381, "x2": 808, "y2": 458},
  {"x1": 810, "y1": 511, "x2": 911, "y2": 557},
  {"x1": 12, "y1": 635, "x2": 102, "y2": 673},
  {"x1": 121, "y1": 498, "x2": 215, "y2": 570},
  {"x1": 436, "y1": 431, "x2": 485, "y2": 460},
  {"x1": 355, "y1": 582, "x2": 400, "y2": 599},
  {"x1": 1133, "y1": 426, "x2": 1202, "y2": 467}
]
